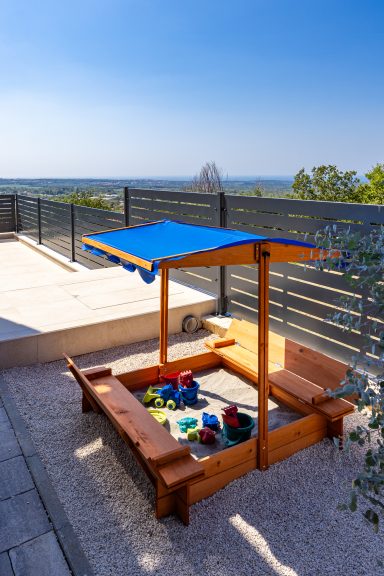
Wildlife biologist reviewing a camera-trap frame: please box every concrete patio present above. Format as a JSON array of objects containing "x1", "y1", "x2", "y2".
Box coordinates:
[{"x1": 0, "y1": 237, "x2": 216, "y2": 368}]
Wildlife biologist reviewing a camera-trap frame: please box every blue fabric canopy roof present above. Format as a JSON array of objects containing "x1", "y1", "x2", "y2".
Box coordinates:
[{"x1": 82, "y1": 220, "x2": 314, "y2": 283}]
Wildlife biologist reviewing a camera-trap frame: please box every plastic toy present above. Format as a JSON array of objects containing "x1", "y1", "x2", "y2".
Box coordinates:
[
  {"x1": 222, "y1": 412, "x2": 255, "y2": 447},
  {"x1": 147, "y1": 409, "x2": 167, "y2": 426},
  {"x1": 202, "y1": 412, "x2": 220, "y2": 431},
  {"x1": 177, "y1": 417, "x2": 198, "y2": 433},
  {"x1": 222, "y1": 405, "x2": 241, "y2": 428},
  {"x1": 198, "y1": 427, "x2": 216, "y2": 445},
  {"x1": 187, "y1": 426, "x2": 200, "y2": 441},
  {"x1": 179, "y1": 370, "x2": 194, "y2": 388},
  {"x1": 164, "y1": 371, "x2": 180, "y2": 390},
  {"x1": 143, "y1": 384, "x2": 181, "y2": 410},
  {"x1": 178, "y1": 381, "x2": 200, "y2": 405}
]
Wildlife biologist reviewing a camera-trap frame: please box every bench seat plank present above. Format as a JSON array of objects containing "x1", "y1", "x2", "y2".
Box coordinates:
[
  {"x1": 268, "y1": 369, "x2": 354, "y2": 421},
  {"x1": 89, "y1": 374, "x2": 190, "y2": 464},
  {"x1": 206, "y1": 341, "x2": 354, "y2": 421},
  {"x1": 157, "y1": 456, "x2": 204, "y2": 488}
]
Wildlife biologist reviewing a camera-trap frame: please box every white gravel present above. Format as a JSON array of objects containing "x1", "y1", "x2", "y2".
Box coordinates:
[{"x1": 2, "y1": 329, "x2": 383, "y2": 576}]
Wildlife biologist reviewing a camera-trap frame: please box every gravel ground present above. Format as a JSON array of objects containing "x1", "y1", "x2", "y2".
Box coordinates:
[{"x1": 2, "y1": 329, "x2": 383, "y2": 576}]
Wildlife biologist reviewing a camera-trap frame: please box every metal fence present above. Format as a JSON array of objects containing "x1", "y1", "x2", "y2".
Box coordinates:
[
  {"x1": 2, "y1": 189, "x2": 383, "y2": 363},
  {"x1": 0, "y1": 194, "x2": 16, "y2": 233},
  {"x1": 128, "y1": 188, "x2": 221, "y2": 296}
]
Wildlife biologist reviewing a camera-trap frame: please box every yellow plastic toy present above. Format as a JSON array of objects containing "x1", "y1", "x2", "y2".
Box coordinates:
[
  {"x1": 187, "y1": 426, "x2": 200, "y2": 441},
  {"x1": 147, "y1": 409, "x2": 167, "y2": 426}
]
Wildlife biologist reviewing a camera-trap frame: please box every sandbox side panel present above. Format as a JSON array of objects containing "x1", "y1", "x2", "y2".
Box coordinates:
[{"x1": 268, "y1": 413, "x2": 327, "y2": 465}]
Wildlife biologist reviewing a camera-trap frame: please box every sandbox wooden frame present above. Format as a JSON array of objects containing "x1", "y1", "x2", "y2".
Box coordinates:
[{"x1": 68, "y1": 230, "x2": 354, "y2": 524}]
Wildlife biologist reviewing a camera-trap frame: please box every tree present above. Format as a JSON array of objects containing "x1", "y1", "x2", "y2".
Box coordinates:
[
  {"x1": 239, "y1": 184, "x2": 264, "y2": 197},
  {"x1": 61, "y1": 190, "x2": 113, "y2": 210},
  {"x1": 187, "y1": 161, "x2": 224, "y2": 194},
  {"x1": 357, "y1": 164, "x2": 384, "y2": 205},
  {"x1": 291, "y1": 165, "x2": 361, "y2": 202},
  {"x1": 315, "y1": 225, "x2": 384, "y2": 531}
]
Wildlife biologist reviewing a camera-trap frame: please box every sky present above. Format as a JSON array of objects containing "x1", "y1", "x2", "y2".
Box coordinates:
[{"x1": 0, "y1": 0, "x2": 383, "y2": 178}]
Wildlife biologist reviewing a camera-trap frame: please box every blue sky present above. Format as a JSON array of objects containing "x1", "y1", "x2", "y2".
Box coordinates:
[{"x1": 0, "y1": 0, "x2": 383, "y2": 178}]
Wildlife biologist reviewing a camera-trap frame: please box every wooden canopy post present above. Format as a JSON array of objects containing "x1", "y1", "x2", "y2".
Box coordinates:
[
  {"x1": 257, "y1": 244, "x2": 270, "y2": 470},
  {"x1": 160, "y1": 268, "x2": 169, "y2": 365}
]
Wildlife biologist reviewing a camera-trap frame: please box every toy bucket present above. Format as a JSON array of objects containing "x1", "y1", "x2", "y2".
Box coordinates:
[
  {"x1": 164, "y1": 371, "x2": 180, "y2": 390},
  {"x1": 223, "y1": 412, "x2": 254, "y2": 445},
  {"x1": 179, "y1": 381, "x2": 200, "y2": 405}
]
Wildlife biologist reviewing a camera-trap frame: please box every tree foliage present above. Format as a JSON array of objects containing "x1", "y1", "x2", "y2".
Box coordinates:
[
  {"x1": 187, "y1": 161, "x2": 224, "y2": 194},
  {"x1": 61, "y1": 189, "x2": 113, "y2": 210},
  {"x1": 291, "y1": 165, "x2": 361, "y2": 202},
  {"x1": 315, "y1": 225, "x2": 384, "y2": 531},
  {"x1": 358, "y1": 163, "x2": 384, "y2": 205}
]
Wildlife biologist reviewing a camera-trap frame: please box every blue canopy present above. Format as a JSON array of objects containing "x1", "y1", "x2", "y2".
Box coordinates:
[{"x1": 82, "y1": 220, "x2": 314, "y2": 283}]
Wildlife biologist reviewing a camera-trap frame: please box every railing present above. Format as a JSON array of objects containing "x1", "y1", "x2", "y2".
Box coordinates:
[
  {"x1": 2, "y1": 189, "x2": 383, "y2": 363},
  {"x1": 0, "y1": 194, "x2": 16, "y2": 232}
]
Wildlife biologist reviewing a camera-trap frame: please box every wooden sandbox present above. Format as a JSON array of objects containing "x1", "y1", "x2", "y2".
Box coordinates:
[
  {"x1": 65, "y1": 221, "x2": 354, "y2": 524},
  {"x1": 66, "y1": 318, "x2": 353, "y2": 525}
]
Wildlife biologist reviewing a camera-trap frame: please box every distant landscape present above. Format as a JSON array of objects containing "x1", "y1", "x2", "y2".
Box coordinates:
[{"x1": 0, "y1": 177, "x2": 293, "y2": 210}]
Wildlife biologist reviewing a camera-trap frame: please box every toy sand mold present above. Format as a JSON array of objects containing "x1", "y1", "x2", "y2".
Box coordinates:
[{"x1": 65, "y1": 220, "x2": 354, "y2": 524}]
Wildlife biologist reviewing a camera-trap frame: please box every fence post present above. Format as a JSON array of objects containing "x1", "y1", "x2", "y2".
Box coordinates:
[
  {"x1": 37, "y1": 197, "x2": 42, "y2": 244},
  {"x1": 70, "y1": 203, "x2": 76, "y2": 262},
  {"x1": 216, "y1": 190, "x2": 227, "y2": 315},
  {"x1": 14, "y1": 194, "x2": 19, "y2": 233},
  {"x1": 124, "y1": 187, "x2": 129, "y2": 227}
]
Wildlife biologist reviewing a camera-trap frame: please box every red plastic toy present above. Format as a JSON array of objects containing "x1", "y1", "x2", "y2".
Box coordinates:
[
  {"x1": 222, "y1": 405, "x2": 241, "y2": 428},
  {"x1": 179, "y1": 370, "x2": 194, "y2": 388},
  {"x1": 164, "y1": 371, "x2": 180, "y2": 390},
  {"x1": 198, "y1": 427, "x2": 216, "y2": 444}
]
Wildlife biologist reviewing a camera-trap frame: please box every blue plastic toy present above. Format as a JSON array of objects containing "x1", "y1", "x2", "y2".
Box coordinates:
[
  {"x1": 143, "y1": 384, "x2": 181, "y2": 410},
  {"x1": 202, "y1": 412, "x2": 220, "y2": 431},
  {"x1": 177, "y1": 417, "x2": 198, "y2": 433},
  {"x1": 157, "y1": 384, "x2": 181, "y2": 409},
  {"x1": 178, "y1": 381, "x2": 200, "y2": 406}
]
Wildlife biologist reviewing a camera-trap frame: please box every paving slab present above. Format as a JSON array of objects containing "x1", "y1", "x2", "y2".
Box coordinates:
[
  {"x1": 0, "y1": 376, "x2": 93, "y2": 575},
  {"x1": 0, "y1": 419, "x2": 12, "y2": 431},
  {"x1": 0, "y1": 552, "x2": 14, "y2": 576},
  {"x1": 9, "y1": 531, "x2": 70, "y2": 576},
  {"x1": 0, "y1": 406, "x2": 9, "y2": 423},
  {"x1": 0, "y1": 456, "x2": 34, "y2": 500},
  {"x1": 0, "y1": 239, "x2": 216, "y2": 367},
  {"x1": 0, "y1": 489, "x2": 50, "y2": 553},
  {"x1": 0, "y1": 429, "x2": 21, "y2": 462}
]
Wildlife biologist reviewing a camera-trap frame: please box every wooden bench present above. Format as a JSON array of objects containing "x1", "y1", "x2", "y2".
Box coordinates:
[
  {"x1": 64, "y1": 354, "x2": 204, "y2": 524},
  {"x1": 205, "y1": 319, "x2": 354, "y2": 440}
]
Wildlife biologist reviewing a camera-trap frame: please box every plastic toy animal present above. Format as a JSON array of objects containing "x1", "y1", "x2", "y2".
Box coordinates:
[
  {"x1": 222, "y1": 405, "x2": 241, "y2": 428},
  {"x1": 177, "y1": 417, "x2": 198, "y2": 433},
  {"x1": 198, "y1": 427, "x2": 216, "y2": 445},
  {"x1": 202, "y1": 412, "x2": 220, "y2": 431}
]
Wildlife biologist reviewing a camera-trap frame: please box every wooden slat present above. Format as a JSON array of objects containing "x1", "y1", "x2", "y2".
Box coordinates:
[
  {"x1": 268, "y1": 427, "x2": 327, "y2": 465},
  {"x1": 157, "y1": 456, "x2": 204, "y2": 488},
  {"x1": 199, "y1": 437, "x2": 257, "y2": 476},
  {"x1": 284, "y1": 339, "x2": 348, "y2": 392},
  {"x1": 65, "y1": 356, "x2": 190, "y2": 465},
  {"x1": 83, "y1": 366, "x2": 112, "y2": 380},
  {"x1": 268, "y1": 369, "x2": 354, "y2": 420},
  {"x1": 268, "y1": 413, "x2": 326, "y2": 451},
  {"x1": 159, "y1": 351, "x2": 222, "y2": 375},
  {"x1": 117, "y1": 365, "x2": 160, "y2": 390}
]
